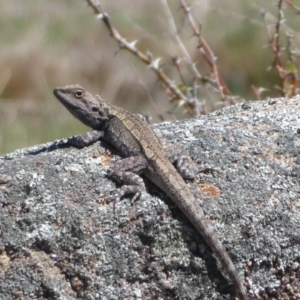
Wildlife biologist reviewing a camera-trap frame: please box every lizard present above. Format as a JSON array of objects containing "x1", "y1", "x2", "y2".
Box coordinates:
[{"x1": 53, "y1": 84, "x2": 248, "y2": 300}]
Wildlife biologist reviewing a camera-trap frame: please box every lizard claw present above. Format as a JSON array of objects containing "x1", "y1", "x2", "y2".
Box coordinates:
[{"x1": 103, "y1": 186, "x2": 143, "y2": 204}]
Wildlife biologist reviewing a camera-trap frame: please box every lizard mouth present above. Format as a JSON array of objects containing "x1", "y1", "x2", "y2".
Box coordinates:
[
  {"x1": 53, "y1": 88, "x2": 77, "y2": 109},
  {"x1": 53, "y1": 88, "x2": 64, "y2": 101}
]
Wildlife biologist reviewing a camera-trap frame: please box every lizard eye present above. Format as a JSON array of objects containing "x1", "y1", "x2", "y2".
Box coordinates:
[
  {"x1": 91, "y1": 107, "x2": 98, "y2": 112},
  {"x1": 74, "y1": 89, "x2": 84, "y2": 98}
]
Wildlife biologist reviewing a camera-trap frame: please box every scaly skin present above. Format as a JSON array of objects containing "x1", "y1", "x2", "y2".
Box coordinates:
[{"x1": 53, "y1": 84, "x2": 248, "y2": 299}]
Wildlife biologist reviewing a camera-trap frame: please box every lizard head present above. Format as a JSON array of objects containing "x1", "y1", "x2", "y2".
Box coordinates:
[{"x1": 53, "y1": 84, "x2": 110, "y2": 129}]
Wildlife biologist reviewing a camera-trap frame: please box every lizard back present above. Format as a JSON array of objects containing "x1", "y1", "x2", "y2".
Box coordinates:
[
  {"x1": 109, "y1": 102, "x2": 248, "y2": 300},
  {"x1": 53, "y1": 84, "x2": 248, "y2": 299}
]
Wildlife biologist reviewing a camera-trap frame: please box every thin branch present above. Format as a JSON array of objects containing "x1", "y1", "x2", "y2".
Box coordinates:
[
  {"x1": 284, "y1": 0, "x2": 300, "y2": 13},
  {"x1": 160, "y1": 0, "x2": 202, "y2": 81},
  {"x1": 86, "y1": 0, "x2": 188, "y2": 104},
  {"x1": 274, "y1": 0, "x2": 284, "y2": 76},
  {"x1": 180, "y1": 0, "x2": 232, "y2": 99},
  {"x1": 263, "y1": 0, "x2": 298, "y2": 96}
]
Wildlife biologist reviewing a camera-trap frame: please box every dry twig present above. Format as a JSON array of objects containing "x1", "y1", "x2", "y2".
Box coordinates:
[
  {"x1": 180, "y1": 0, "x2": 232, "y2": 100},
  {"x1": 263, "y1": 0, "x2": 298, "y2": 96},
  {"x1": 85, "y1": 0, "x2": 242, "y2": 116},
  {"x1": 86, "y1": 0, "x2": 195, "y2": 113}
]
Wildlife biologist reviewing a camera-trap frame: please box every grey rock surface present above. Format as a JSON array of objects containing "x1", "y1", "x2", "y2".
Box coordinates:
[{"x1": 1, "y1": 97, "x2": 300, "y2": 300}]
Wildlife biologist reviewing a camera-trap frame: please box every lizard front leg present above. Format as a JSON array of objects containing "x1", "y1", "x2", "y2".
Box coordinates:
[
  {"x1": 67, "y1": 130, "x2": 104, "y2": 148},
  {"x1": 107, "y1": 156, "x2": 148, "y2": 202}
]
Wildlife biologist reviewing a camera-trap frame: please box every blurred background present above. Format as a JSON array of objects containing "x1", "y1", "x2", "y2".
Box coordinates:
[{"x1": 1, "y1": 0, "x2": 300, "y2": 155}]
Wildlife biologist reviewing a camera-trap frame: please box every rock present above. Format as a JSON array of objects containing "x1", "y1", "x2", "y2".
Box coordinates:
[{"x1": 1, "y1": 97, "x2": 300, "y2": 299}]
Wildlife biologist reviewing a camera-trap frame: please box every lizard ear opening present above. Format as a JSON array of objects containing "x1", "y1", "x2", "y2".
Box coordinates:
[{"x1": 74, "y1": 89, "x2": 84, "y2": 99}]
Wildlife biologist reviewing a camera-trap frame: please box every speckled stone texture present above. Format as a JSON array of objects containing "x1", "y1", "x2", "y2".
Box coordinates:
[{"x1": 0, "y1": 97, "x2": 300, "y2": 300}]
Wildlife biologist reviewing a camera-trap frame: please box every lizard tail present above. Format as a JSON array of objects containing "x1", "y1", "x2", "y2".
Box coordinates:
[
  {"x1": 184, "y1": 201, "x2": 248, "y2": 300},
  {"x1": 164, "y1": 180, "x2": 248, "y2": 300}
]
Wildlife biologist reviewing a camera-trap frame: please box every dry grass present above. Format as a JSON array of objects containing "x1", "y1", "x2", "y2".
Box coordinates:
[{"x1": 1, "y1": 0, "x2": 300, "y2": 155}]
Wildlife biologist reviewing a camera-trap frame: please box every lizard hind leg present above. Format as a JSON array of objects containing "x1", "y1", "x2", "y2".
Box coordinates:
[
  {"x1": 164, "y1": 143, "x2": 199, "y2": 180},
  {"x1": 164, "y1": 143, "x2": 222, "y2": 180},
  {"x1": 106, "y1": 156, "x2": 148, "y2": 202}
]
